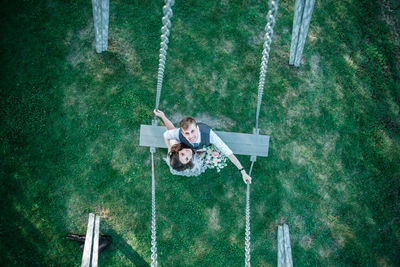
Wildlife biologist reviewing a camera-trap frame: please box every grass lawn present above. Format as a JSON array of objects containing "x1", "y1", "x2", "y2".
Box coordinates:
[{"x1": 1, "y1": 0, "x2": 399, "y2": 266}]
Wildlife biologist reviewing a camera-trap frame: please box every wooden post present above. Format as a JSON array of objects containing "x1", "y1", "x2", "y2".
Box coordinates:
[
  {"x1": 81, "y1": 214, "x2": 95, "y2": 267},
  {"x1": 277, "y1": 225, "x2": 285, "y2": 267},
  {"x1": 81, "y1": 213, "x2": 101, "y2": 267},
  {"x1": 289, "y1": 0, "x2": 315, "y2": 67},
  {"x1": 283, "y1": 224, "x2": 293, "y2": 267},
  {"x1": 100, "y1": 0, "x2": 109, "y2": 52},
  {"x1": 277, "y1": 224, "x2": 293, "y2": 267},
  {"x1": 92, "y1": 0, "x2": 109, "y2": 53},
  {"x1": 92, "y1": 216, "x2": 100, "y2": 267}
]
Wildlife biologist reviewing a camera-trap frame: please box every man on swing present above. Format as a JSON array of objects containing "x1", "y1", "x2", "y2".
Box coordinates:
[{"x1": 154, "y1": 109, "x2": 252, "y2": 184}]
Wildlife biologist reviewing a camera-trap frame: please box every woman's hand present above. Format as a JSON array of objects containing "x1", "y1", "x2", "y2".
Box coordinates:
[
  {"x1": 153, "y1": 109, "x2": 165, "y2": 118},
  {"x1": 242, "y1": 171, "x2": 252, "y2": 184}
]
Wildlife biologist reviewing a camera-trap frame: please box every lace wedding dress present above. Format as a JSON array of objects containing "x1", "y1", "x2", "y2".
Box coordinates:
[{"x1": 163, "y1": 154, "x2": 207, "y2": 177}]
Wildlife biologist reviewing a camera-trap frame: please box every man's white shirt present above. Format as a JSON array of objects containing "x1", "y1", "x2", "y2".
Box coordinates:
[{"x1": 163, "y1": 128, "x2": 233, "y2": 156}]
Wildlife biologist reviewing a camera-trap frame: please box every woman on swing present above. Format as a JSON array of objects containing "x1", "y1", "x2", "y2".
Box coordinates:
[{"x1": 154, "y1": 109, "x2": 252, "y2": 184}]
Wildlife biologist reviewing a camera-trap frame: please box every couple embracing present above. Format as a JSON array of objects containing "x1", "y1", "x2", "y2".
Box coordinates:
[{"x1": 154, "y1": 110, "x2": 252, "y2": 184}]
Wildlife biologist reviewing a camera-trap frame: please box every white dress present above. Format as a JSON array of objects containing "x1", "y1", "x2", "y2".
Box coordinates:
[
  {"x1": 164, "y1": 140, "x2": 228, "y2": 177},
  {"x1": 164, "y1": 154, "x2": 207, "y2": 177}
]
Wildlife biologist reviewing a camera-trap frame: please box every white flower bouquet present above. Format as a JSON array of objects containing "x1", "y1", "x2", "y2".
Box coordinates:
[{"x1": 200, "y1": 145, "x2": 228, "y2": 172}]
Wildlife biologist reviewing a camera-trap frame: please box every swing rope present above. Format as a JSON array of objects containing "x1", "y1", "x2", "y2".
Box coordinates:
[
  {"x1": 245, "y1": 182, "x2": 251, "y2": 266},
  {"x1": 245, "y1": 1, "x2": 279, "y2": 266},
  {"x1": 155, "y1": 0, "x2": 175, "y2": 112},
  {"x1": 150, "y1": 151, "x2": 157, "y2": 267},
  {"x1": 150, "y1": 1, "x2": 175, "y2": 266},
  {"x1": 149, "y1": 0, "x2": 278, "y2": 266},
  {"x1": 255, "y1": 0, "x2": 279, "y2": 131}
]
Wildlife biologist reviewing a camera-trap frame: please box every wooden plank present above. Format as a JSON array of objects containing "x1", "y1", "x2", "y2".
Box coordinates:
[
  {"x1": 278, "y1": 224, "x2": 293, "y2": 267},
  {"x1": 289, "y1": 0, "x2": 304, "y2": 65},
  {"x1": 100, "y1": 0, "x2": 109, "y2": 52},
  {"x1": 277, "y1": 225, "x2": 285, "y2": 267},
  {"x1": 92, "y1": 0, "x2": 109, "y2": 53},
  {"x1": 293, "y1": 0, "x2": 315, "y2": 67},
  {"x1": 92, "y1": 216, "x2": 101, "y2": 267},
  {"x1": 92, "y1": 0, "x2": 102, "y2": 53},
  {"x1": 81, "y1": 213, "x2": 95, "y2": 267},
  {"x1": 283, "y1": 224, "x2": 293, "y2": 267},
  {"x1": 139, "y1": 125, "x2": 270, "y2": 157},
  {"x1": 140, "y1": 125, "x2": 167, "y2": 148}
]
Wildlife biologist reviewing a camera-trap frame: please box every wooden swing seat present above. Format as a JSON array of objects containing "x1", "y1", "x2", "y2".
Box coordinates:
[{"x1": 139, "y1": 124, "x2": 269, "y2": 157}]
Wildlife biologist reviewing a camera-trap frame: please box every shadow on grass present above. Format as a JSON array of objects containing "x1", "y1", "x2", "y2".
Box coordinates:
[
  {"x1": 0, "y1": 158, "x2": 79, "y2": 266},
  {"x1": 0, "y1": 197, "x2": 49, "y2": 266},
  {"x1": 101, "y1": 221, "x2": 149, "y2": 267}
]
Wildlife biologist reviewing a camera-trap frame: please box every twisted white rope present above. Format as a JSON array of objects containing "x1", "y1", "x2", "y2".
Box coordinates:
[
  {"x1": 150, "y1": 2, "x2": 175, "y2": 265},
  {"x1": 155, "y1": 0, "x2": 175, "y2": 111},
  {"x1": 150, "y1": 152, "x2": 157, "y2": 267},
  {"x1": 255, "y1": 0, "x2": 279, "y2": 130},
  {"x1": 246, "y1": 2, "x2": 279, "y2": 266},
  {"x1": 245, "y1": 182, "x2": 251, "y2": 267}
]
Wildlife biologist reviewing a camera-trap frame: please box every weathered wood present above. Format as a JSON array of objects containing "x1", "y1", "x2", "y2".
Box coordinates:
[
  {"x1": 289, "y1": 0, "x2": 304, "y2": 65},
  {"x1": 100, "y1": 0, "x2": 109, "y2": 52},
  {"x1": 81, "y1": 213, "x2": 95, "y2": 267},
  {"x1": 139, "y1": 125, "x2": 270, "y2": 157},
  {"x1": 283, "y1": 224, "x2": 293, "y2": 267},
  {"x1": 289, "y1": 0, "x2": 316, "y2": 67},
  {"x1": 92, "y1": 216, "x2": 101, "y2": 267},
  {"x1": 277, "y1": 224, "x2": 293, "y2": 267},
  {"x1": 92, "y1": 0, "x2": 109, "y2": 53},
  {"x1": 277, "y1": 225, "x2": 285, "y2": 267},
  {"x1": 81, "y1": 213, "x2": 101, "y2": 267}
]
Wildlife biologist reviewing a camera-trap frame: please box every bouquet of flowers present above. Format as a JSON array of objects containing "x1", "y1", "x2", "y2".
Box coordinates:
[{"x1": 200, "y1": 145, "x2": 228, "y2": 172}]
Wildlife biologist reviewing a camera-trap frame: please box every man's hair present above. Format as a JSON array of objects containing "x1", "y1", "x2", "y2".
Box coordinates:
[{"x1": 179, "y1": 116, "x2": 197, "y2": 130}]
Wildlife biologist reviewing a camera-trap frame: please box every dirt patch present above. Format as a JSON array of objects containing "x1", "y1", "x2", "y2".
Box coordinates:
[
  {"x1": 78, "y1": 19, "x2": 93, "y2": 40},
  {"x1": 376, "y1": 256, "x2": 390, "y2": 267},
  {"x1": 224, "y1": 186, "x2": 234, "y2": 199},
  {"x1": 195, "y1": 113, "x2": 236, "y2": 129},
  {"x1": 206, "y1": 205, "x2": 221, "y2": 232},
  {"x1": 255, "y1": 202, "x2": 266, "y2": 218},
  {"x1": 293, "y1": 215, "x2": 305, "y2": 231},
  {"x1": 63, "y1": 83, "x2": 90, "y2": 125},
  {"x1": 109, "y1": 36, "x2": 142, "y2": 75},
  {"x1": 311, "y1": 54, "x2": 320, "y2": 74},
  {"x1": 223, "y1": 39, "x2": 234, "y2": 53},
  {"x1": 192, "y1": 237, "x2": 209, "y2": 258},
  {"x1": 95, "y1": 206, "x2": 110, "y2": 218},
  {"x1": 381, "y1": 0, "x2": 400, "y2": 42},
  {"x1": 318, "y1": 246, "x2": 333, "y2": 258},
  {"x1": 285, "y1": 141, "x2": 307, "y2": 165},
  {"x1": 334, "y1": 234, "x2": 345, "y2": 250},
  {"x1": 283, "y1": 27, "x2": 290, "y2": 34},
  {"x1": 66, "y1": 19, "x2": 96, "y2": 67},
  {"x1": 249, "y1": 28, "x2": 266, "y2": 48},
  {"x1": 169, "y1": 112, "x2": 235, "y2": 130},
  {"x1": 300, "y1": 234, "x2": 313, "y2": 249},
  {"x1": 67, "y1": 51, "x2": 86, "y2": 68}
]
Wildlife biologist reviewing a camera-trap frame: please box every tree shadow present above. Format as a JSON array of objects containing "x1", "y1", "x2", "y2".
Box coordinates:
[{"x1": 0, "y1": 198, "x2": 49, "y2": 266}]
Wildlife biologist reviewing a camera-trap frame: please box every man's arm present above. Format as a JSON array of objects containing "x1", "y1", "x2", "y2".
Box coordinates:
[
  {"x1": 162, "y1": 128, "x2": 180, "y2": 152},
  {"x1": 210, "y1": 131, "x2": 252, "y2": 184},
  {"x1": 163, "y1": 134, "x2": 172, "y2": 151},
  {"x1": 227, "y1": 154, "x2": 252, "y2": 184}
]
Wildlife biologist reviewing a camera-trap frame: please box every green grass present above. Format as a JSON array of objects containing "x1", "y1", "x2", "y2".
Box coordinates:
[{"x1": 1, "y1": 0, "x2": 399, "y2": 266}]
